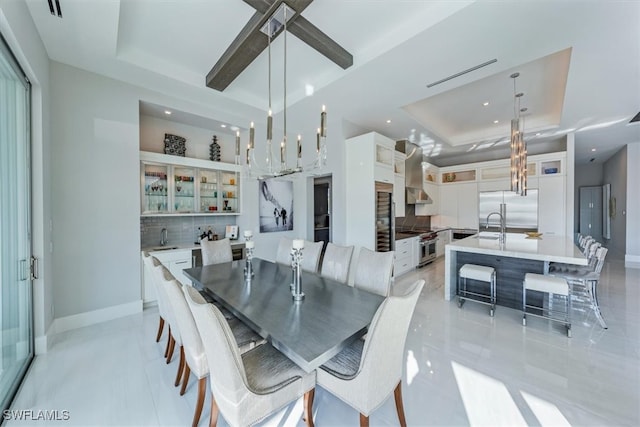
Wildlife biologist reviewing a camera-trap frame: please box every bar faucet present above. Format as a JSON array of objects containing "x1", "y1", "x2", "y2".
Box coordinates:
[
  {"x1": 160, "y1": 228, "x2": 168, "y2": 246},
  {"x1": 485, "y1": 203, "x2": 507, "y2": 245}
]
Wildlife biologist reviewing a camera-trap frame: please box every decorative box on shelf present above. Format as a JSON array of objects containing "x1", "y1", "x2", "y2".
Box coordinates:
[{"x1": 164, "y1": 133, "x2": 186, "y2": 157}]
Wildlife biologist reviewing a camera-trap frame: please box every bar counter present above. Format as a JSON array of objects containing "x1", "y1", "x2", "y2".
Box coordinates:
[{"x1": 444, "y1": 233, "x2": 587, "y2": 309}]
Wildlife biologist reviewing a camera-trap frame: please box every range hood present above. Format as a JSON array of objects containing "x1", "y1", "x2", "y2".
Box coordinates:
[{"x1": 395, "y1": 140, "x2": 432, "y2": 204}]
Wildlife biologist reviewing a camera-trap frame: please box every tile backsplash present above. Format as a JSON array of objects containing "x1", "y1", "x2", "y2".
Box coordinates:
[
  {"x1": 396, "y1": 204, "x2": 431, "y2": 230},
  {"x1": 140, "y1": 216, "x2": 236, "y2": 248}
]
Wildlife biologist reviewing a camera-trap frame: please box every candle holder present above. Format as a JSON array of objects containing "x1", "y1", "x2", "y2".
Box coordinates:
[
  {"x1": 291, "y1": 247, "x2": 304, "y2": 301},
  {"x1": 244, "y1": 242, "x2": 255, "y2": 281}
]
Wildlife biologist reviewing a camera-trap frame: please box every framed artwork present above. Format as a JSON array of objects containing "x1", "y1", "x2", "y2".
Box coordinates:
[{"x1": 259, "y1": 179, "x2": 294, "y2": 233}]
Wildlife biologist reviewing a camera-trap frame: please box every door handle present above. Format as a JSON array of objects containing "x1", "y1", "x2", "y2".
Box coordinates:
[{"x1": 31, "y1": 256, "x2": 38, "y2": 280}]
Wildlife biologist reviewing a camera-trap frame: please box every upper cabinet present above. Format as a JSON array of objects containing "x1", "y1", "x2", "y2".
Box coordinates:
[
  {"x1": 394, "y1": 152, "x2": 407, "y2": 217},
  {"x1": 140, "y1": 151, "x2": 241, "y2": 216}
]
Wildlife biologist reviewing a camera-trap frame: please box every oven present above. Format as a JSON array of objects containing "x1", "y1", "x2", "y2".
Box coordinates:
[{"x1": 418, "y1": 232, "x2": 437, "y2": 267}]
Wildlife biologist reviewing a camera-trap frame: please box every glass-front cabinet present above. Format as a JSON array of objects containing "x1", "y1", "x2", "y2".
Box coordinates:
[
  {"x1": 221, "y1": 172, "x2": 239, "y2": 213},
  {"x1": 199, "y1": 169, "x2": 219, "y2": 213},
  {"x1": 174, "y1": 167, "x2": 195, "y2": 213},
  {"x1": 142, "y1": 163, "x2": 169, "y2": 213},
  {"x1": 140, "y1": 151, "x2": 241, "y2": 215}
]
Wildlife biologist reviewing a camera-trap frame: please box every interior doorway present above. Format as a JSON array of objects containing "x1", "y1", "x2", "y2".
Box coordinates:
[{"x1": 313, "y1": 176, "x2": 332, "y2": 248}]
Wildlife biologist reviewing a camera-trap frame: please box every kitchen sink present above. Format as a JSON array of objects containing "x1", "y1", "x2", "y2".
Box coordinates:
[{"x1": 475, "y1": 232, "x2": 500, "y2": 240}]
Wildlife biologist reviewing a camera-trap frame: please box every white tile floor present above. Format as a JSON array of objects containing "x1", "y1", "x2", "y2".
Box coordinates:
[{"x1": 8, "y1": 253, "x2": 640, "y2": 426}]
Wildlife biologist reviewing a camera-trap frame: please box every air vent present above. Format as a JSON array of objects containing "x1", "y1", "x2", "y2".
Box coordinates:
[
  {"x1": 426, "y1": 59, "x2": 497, "y2": 88},
  {"x1": 630, "y1": 111, "x2": 640, "y2": 124},
  {"x1": 48, "y1": 0, "x2": 62, "y2": 18}
]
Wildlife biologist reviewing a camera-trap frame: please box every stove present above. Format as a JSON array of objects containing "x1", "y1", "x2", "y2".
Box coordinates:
[{"x1": 396, "y1": 228, "x2": 437, "y2": 267}]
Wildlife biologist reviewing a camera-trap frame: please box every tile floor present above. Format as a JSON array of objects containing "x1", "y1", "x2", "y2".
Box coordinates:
[{"x1": 7, "y1": 253, "x2": 639, "y2": 426}]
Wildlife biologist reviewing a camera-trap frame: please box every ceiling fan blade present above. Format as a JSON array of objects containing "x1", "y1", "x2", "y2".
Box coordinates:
[{"x1": 289, "y1": 16, "x2": 353, "y2": 70}]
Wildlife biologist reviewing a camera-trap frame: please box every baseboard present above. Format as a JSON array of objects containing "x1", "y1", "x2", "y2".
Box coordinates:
[
  {"x1": 53, "y1": 300, "x2": 143, "y2": 334},
  {"x1": 625, "y1": 254, "x2": 640, "y2": 268},
  {"x1": 34, "y1": 322, "x2": 56, "y2": 355},
  {"x1": 34, "y1": 335, "x2": 48, "y2": 355}
]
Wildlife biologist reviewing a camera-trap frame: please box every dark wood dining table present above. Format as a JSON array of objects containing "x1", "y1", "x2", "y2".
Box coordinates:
[{"x1": 183, "y1": 258, "x2": 385, "y2": 372}]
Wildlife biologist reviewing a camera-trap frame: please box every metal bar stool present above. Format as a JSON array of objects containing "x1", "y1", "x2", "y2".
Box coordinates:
[
  {"x1": 523, "y1": 273, "x2": 571, "y2": 337},
  {"x1": 457, "y1": 264, "x2": 496, "y2": 316}
]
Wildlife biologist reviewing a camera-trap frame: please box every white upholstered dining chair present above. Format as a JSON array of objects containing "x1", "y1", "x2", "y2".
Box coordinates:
[
  {"x1": 316, "y1": 279, "x2": 425, "y2": 427},
  {"x1": 184, "y1": 285, "x2": 317, "y2": 427},
  {"x1": 142, "y1": 252, "x2": 168, "y2": 342},
  {"x1": 320, "y1": 243, "x2": 354, "y2": 284},
  {"x1": 151, "y1": 263, "x2": 182, "y2": 364},
  {"x1": 201, "y1": 237, "x2": 233, "y2": 265},
  {"x1": 275, "y1": 237, "x2": 293, "y2": 265},
  {"x1": 353, "y1": 247, "x2": 395, "y2": 297},
  {"x1": 162, "y1": 280, "x2": 263, "y2": 427},
  {"x1": 301, "y1": 240, "x2": 324, "y2": 273}
]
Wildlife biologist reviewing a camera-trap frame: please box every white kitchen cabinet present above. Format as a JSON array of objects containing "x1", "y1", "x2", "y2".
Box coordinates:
[
  {"x1": 458, "y1": 182, "x2": 479, "y2": 229},
  {"x1": 435, "y1": 229, "x2": 451, "y2": 257},
  {"x1": 345, "y1": 132, "x2": 397, "y2": 250},
  {"x1": 394, "y1": 174, "x2": 406, "y2": 217},
  {"x1": 141, "y1": 248, "x2": 193, "y2": 304},
  {"x1": 375, "y1": 139, "x2": 394, "y2": 183},
  {"x1": 438, "y1": 182, "x2": 478, "y2": 229},
  {"x1": 141, "y1": 151, "x2": 241, "y2": 216},
  {"x1": 394, "y1": 237, "x2": 417, "y2": 276},
  {"x1": 438, "y1": 184, "x2": 458, "y2": 227},
  {"x1": 538, "y1": 175, "x2": 566, "y2": 235},
  {"x1": 393, "y1": 152, "x2": 406, "y2": 217}
]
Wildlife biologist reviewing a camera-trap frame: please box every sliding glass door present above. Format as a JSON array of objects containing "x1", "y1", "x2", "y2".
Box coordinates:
[{"x1": 0, "y1": 34, "x2": 33, "y2": 412}]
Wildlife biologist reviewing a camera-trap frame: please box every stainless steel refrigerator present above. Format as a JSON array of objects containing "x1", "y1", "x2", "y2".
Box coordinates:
[
  {"x1": 375, "y1": 182, "x2": 395, "y2": 252},
  {"x1": 478, "y1": 189, "x2": 538, "y2": 232}
]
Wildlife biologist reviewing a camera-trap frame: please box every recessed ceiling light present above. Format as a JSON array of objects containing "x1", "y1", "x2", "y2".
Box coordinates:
[
  {"x1": 535, "y1": 132, "x2": 541, "y2": 136},
  {"x1": 386, "y1": 119, "x2": 392, "y2": 124},
  {"x1": 230, "y1": 126, "x2": 239, "y2": 131},
  {"x1": 591, "y1": 148, "x2": 597, "y2": 152},
  {"x1": 220, "y1": 124, "x2": 227, "y2": 128},
  {"x1": 164, "y1": 110, "x2": 172, "y2": 115},
  {"x1": 483, "y1": 102, "x2": 489, "y2": 106},
  {"x1": 493, "y1": 120, "x2": 499, "y2": 124}
]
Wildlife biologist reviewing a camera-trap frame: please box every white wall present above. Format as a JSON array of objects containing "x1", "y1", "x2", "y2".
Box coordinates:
[
  {"x1": 47, "y1": 60, "x2": 351, "y2": 326},
  {"x1": 0, "y1": 0, "x2": 53, "y2": 353},
  {"x1": 626, "y1": 142, "x2": 640, "y2": 267},
  {"x1": 50, "y1": 62, "x2": 142, "y2": 317}
]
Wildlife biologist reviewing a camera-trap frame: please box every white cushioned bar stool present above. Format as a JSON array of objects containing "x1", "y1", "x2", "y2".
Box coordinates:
[
  {"x1": 457, "y1": 264, "x2": 496, "y2": 316},
  {"x1": 523, "y1": 273, "x2": 572, "y2": 337}
]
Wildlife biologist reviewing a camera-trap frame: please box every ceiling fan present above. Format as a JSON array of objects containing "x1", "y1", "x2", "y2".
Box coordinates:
[{"x1": 206, "y1": 0, "x2": 353, "y2": 91}]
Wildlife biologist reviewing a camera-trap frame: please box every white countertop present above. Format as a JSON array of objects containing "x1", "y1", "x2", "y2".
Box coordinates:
[
  {"x1": 446, "y1": 232, "x2": 587, "y2": 265},
  {"x1": 143, "y1": 240, "x2": 246, "y2": 254}
]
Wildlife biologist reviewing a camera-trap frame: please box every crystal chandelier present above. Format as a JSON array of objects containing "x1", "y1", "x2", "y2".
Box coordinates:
[
  {"x1": 510, "y1": 72, "x2": 527, "y2": 196},
  {"x1": 243, "y1": 3, "x2": 327, "y2": 179}
]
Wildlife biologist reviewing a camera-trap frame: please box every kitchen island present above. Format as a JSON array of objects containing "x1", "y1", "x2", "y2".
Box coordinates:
[{"x1": 444, "y1": 233, "x2": 587, "y2": 309}]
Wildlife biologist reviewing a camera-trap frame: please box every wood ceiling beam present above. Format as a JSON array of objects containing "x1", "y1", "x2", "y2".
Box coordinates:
[
  {"x1": 288, "y1": 16, "x2": 353, "y2": 69},
  {"x1": 207, "y1": 0, "x2": 352, "y2": 91}
]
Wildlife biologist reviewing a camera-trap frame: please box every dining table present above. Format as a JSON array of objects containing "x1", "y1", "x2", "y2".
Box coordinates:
[{"x1": 183, "y1": 258, "x2": 385, "y2": 373}]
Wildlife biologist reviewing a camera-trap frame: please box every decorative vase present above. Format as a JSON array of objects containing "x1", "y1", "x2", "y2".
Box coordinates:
[{"x1": 209, "y1": 135, "x2": 221, "y2": 161}]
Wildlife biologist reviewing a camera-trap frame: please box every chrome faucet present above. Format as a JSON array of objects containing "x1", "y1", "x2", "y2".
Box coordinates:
[
  {"x1": 160, "y1": 228, "x2": 168, "y2": 246},
  {"x1": 485, "y1": 203, "x2": 507, "y2": 245}
]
